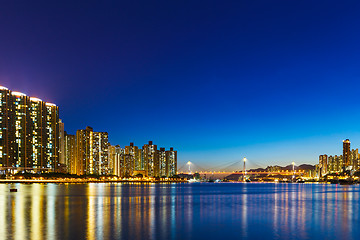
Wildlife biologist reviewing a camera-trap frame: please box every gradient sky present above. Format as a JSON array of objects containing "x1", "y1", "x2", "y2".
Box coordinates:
[{"x1": 1, "y1": 0, "x2": 360, "y2": 169}]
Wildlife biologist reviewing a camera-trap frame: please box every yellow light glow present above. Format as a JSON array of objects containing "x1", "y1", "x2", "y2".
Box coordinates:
[
  {"x1": 12, "y1": 91, "x2": 26, "y2": 96},
  {"x1": 46, "y1": 102, "x2": 56, "y2": 106},
  {"x1": 0, "y1": 86, "x2": 8, "y2": 90},
  {"x1": 30, "y1": 97, "x2": 43, "y2": 102}
]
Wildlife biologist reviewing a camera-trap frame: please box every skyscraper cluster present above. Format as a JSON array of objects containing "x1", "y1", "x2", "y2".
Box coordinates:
[
  {"x1": 0, "y1": 86, "x2": 177, "y2": 177},
  {"x1": 318, "y1": 139, "x2": 359, "y2": 176},
  {"x1": 0, "y1": 86, "x2": 59, "y2": 173},
  {"x1": 107, "y1": 141, "x2": 177, "y2": 178},
  {"x1": 64, "y1": 132, "x2": 177, "y2": 177}
]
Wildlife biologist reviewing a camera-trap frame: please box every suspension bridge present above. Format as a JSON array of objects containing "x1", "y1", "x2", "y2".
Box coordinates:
[{"x1": 177, "y1": 158, "x2": 302, "y2": 179}]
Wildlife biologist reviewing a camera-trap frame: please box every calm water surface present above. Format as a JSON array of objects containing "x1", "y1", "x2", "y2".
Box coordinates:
[{"x1": 0, "y1": 183, "x2": 359, "y2": 240}]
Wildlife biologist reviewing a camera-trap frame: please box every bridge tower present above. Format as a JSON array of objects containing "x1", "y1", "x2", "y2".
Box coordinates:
[
  {"x1": 243, "y1": 157, "x2": 247, "y2": 181},
  {"x1": 292, "y1": 162, "x2": 295, "y2": 181},
  {"x1": 187, "y1": 161, "x2": 192, "y2": 174}
]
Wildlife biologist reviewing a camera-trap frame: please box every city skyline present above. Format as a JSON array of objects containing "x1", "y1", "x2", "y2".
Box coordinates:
[
  {"x1": 2, "y1": 83, "x2": 358, "y2": 171},
  {"x1": 1, "y1": 1, "x2": 360, "y2": 168},
  {"x1": 0, "y1": 85, "x2": 177, "y2": 177}
]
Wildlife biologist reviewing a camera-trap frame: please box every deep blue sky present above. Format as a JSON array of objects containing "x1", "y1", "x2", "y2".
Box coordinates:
[{"x1": 1, "y1": 0, "x2": 360, "y2": 169}]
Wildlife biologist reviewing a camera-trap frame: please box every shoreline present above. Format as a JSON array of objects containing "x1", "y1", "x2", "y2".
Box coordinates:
[
  {"x1": 0, "y1": 179, "x2": 188, "y2": 184},
  {"x1": 0, "y1": 180, "x2": 357, "y2": 185}
]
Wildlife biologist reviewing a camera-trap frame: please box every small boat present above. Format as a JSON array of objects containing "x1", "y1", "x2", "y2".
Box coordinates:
[
  {"x1": 10, "y1": 189, "x2": 17, "y2": 192},
  {"x1": 188, "y1": 178, "x2": 200, "y2": 183}
]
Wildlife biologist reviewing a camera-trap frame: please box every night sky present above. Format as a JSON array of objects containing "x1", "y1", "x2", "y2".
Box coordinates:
[{"x1": 1, "y1": 0, "x2": 360, "y2": 169}]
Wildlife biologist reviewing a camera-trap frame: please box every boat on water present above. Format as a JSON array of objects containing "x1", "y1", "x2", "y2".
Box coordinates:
[{"x1": 188, "y1": 178, "x2": 201, "y2": 183}]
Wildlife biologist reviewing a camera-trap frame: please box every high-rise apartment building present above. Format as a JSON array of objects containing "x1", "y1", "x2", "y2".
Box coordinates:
[
  {"x1": 65, "y1": 132, "x2": 76, "y2": 174},
  {"x1": 327, "y1": 155, "x2": 335, "y2": 173},
  {"x1": 123, "y1": 154, "x2": 134, "y2": 177},
  {"x1": 59, "y1": 120, "x2": 65, "y2": 164},
  {"x1": 326, "y1": 154, "x2": 343, "y2": 173},
  {"x1": 76, "y1": 126, "x2": 93, "y2": 175},
  {"x1": 0, "y1": 86, "x2": 11, "y2": 171},
  {"x1": 350, "y1": 148, "x2": 359, "y2": 170},
  {"x1": 108, "y1": 145, "x2": 124, "y2": 177},
  {"x1": 135, "y1": 148, "x2": 143, "y2": 171},
  {"x1": 45, "y1": 103, "x2": 60, "y2": 171},
  {"x1": 11, "y1": 91, "x2": 32, "y2": 170},
  {"x1": 158, "y1": 147, "x2": 167, "y2": 177},
  {"x1": 143, "y1": 141, "x2": 159, "y2": 177},
  {"x1": 319, "y1": 154, "x2": 328, "y2": 177},
  {"x1": 343, "y1": 139, "x2": 351, "y2": 169},
  {"x1": 335, "y1": 155, "x2": 343, "y2": 172},
  {"x1": 157, "y1": 147, "x2": 178, "y2": 177},
  {"x1": 125, "y1": 142, "x2": 137, "y2": 173},
  {"x1": 92, "y1": 131, "x2": 109, "y2": 175},
  {"x1": 75, "y1": 126, "x2": 109, "y2": 175},
  {"x1": 166, "y1": 147, "x2": 177, "y2": 177},
  {"x1": 0, "y1": 86, "x2": 59, "y2": 173}
]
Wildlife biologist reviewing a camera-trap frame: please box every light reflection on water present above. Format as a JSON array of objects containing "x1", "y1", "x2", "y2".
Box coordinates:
[{"x1": 0, "y1": 183, "x2": 359, "y2": 240}]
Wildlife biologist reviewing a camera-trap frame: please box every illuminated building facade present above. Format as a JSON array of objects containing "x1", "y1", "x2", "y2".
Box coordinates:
[
  {"x1": 30, "y1": 97, "x2": 46, "y2": 170},
  {"x1": 166, "y1": 147, "x2": 177, "y2": 177},
  {"x1": 158, "y1": 148, "x2": 166, "y2": 177},
  {"x1": 92, "y1": 131, "x2": 109, "y2": 175},
  {"x1": 107, "y1": 141, "x2": 177, "y2": 178},
  {"x1": 108, "y1": 145, "x2": 124, "y2": 176},
  {"x1": 143, "y1": 141, "x2": 159, "y2": 177},
  {"x1": 75, "y1": 126, "x2": 109, "y2": 175},
  {"x1": 135, "y1": 148, "x2": 143, "y2": 171},
  {"x1": 343, "y1": 139, "x2": 351, "y2": 169},
  {"x1": 45, "y1": 103, "x2": 59, "y2": 171},
  {"x1": 0, "y1": 86, "x2": 11, "y2": 171},
  {"x1": 327, "y1": 155, "x2": 342, "y2": 173},
  {"x1": 65, "y1": 132, "x2": 76, "y2": 174},
  {"x1": 123, "y1": 154, "x2": 134, "y2": 177},
  {"x1": 335, "y1": 155, "x2": 343, "y2": 172},
  {"x1": 0, "y1": 86, "x2": 59, "y2": 173},
  {"x1": 1, "y1": 86, "x2": 179, "y2": 177},
  {"x1": 11, "y1": 91, "x2": 32, "y2": 170},
  {"x1": 321, "y1": 139, "x2": 360, "y2": 175},
  {"x1": 75, "y1": 126, "x2": 93, "y2": 175},
  {"x1": 350, "y1": 148, "x2": 359, "y2": 170},
  {"x1": 59, "y1": 120, "x2": 65, "y2": 165},
  {"x1": 158, "y1": 147, "x2": 177, "y2": 177},
  {"x1": 318, "y1": 154, "x2": 327, "y2": 177},
  {"x1": 327, "y1": 155, "x2": 336, "y2": 173},
  {"x1": 125, "y1": 143, "x2": 137, "y2": 174}
]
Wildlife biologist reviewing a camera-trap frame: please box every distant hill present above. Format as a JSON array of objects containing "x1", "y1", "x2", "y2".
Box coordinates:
[
  {"x1": 297, "y1": 164, "x2": 316, "y2": 170},
  {"x1": 224, "y1": 164, "x2": 316, "y2": 181},
  {"x1": 231, "y1": 164, "x2": 316, "y2": 173}
]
